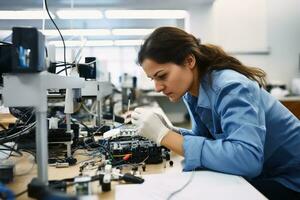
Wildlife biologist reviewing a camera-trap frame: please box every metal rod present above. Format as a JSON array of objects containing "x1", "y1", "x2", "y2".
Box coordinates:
[{"x1": 35, "y1": 111, "x2": 48, "y2": 184}]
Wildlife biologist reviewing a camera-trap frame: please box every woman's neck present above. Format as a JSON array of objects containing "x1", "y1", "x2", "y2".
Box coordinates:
[{"x1": 188, "y1": 67, "x2": 200, "y2": 97}]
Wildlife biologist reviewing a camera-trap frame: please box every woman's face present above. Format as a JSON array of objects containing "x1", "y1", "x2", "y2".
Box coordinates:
[{"x1": 142, "y1": 58, "x2": 195, "y2": 102}]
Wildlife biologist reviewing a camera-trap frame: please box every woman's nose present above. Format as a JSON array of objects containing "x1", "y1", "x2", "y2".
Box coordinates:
[{"x1": 154, "y1": 80, "x2": 164, "y2": 92}]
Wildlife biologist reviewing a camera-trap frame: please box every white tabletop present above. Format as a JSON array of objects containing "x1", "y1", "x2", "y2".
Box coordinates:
[{"x1": 116, "y1": 170, "x2": 267, "y2": 200}]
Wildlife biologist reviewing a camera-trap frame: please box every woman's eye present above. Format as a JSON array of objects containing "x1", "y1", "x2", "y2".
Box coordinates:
[{"x1": 157, "y1": 74, "x2": 166, "y2": 80}]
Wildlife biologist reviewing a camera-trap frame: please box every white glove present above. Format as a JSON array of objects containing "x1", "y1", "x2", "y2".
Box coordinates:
[
  {"x1": 154, "y1": 113, "x2": 181, "y2": 134},
  {"x1": 131, "y1": 108, "x2": 170, "y2": 145}
]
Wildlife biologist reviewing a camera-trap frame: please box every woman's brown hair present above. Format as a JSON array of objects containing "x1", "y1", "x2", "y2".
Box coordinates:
[{"x1": 138, "y1": 26, "x2": 267, "y2": 88}]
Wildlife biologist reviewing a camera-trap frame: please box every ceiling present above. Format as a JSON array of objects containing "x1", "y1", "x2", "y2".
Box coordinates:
[
  {"x1": 0, "y1": 0, "x2": 214, "y2": 45},
  {"x1": 0, "y1": 0, "x2": 214, "y2": 10}
]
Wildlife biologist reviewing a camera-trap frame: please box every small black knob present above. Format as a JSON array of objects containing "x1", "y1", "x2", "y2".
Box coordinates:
[{"x1": 142, "y1": 164, "x2": 146, "y2": 172}]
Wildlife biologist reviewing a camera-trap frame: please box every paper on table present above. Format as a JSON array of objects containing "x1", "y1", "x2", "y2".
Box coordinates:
[{"x1": 116, "y1": 171, "x2": 267, "y2": 200}]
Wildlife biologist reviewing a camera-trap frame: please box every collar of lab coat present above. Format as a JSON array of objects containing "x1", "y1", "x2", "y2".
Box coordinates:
[{"x1": 183, "y1": 79, "x2": 211, "y2": 109}]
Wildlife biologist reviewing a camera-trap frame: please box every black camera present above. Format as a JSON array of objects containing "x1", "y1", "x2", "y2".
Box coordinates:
[{"x1": 0, "y1": 27, "x2": 45, "y2": 80}]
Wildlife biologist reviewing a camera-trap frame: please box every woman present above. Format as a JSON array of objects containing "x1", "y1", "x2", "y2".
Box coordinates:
[{"x1": 131, "y1": 27, "x2": 300, "y2": 200}]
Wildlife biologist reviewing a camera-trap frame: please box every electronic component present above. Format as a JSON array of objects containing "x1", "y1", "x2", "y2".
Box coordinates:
[
  {"x1": 0, "y1": 27, "x2": 45, "y2": 83},
  {"x1": 169, "y1": 160, "x2": 174, "y2": 167},
  {"x1": 101, "y1": 174, "x2": 111, "y2": 192},
  {"x1": 12, "y1": 27, "x2": 45, "y2": 73},
  {"x1": 78, "y1": 63, "x2": 96, "y2": 80},
  {"x1": 103, "y1": 124, "x2": 137, "y2": 139},
  {"x1": 28, "y1": 178, "x2": 47, "y2": 199},
  {"x1": 74, "y1": 176, "x2": 92, "y2": 196},
  {"x1": 55, "y1": 162, "x2": 69, "y2": 168},
  {"x1": 119, "y1": 125, "x2": 138, "y2": 137},
  {"x1": 101, "y1": 136, "x2": 163, "y2": 165},
  {"x1": 28, "y1": 178, "x2": 77, "y2": 199},
  {"x1": 83, "y1": 57, "x2": 96, "y2": 79},
  {"x1": 0, "y1": 161, "x2": 14, "y2": 183},
  {"x1": 48, "y1": 128, "x2": 73, "y2": 142},
  {"x1": 100, "y1": 164, "x2": 112, "y2": 191},
  {"x1": 120, "y1": 173, "x2": 144, "y2": 184},
  {"x1": 48, "y1": 180, "x2": 67, "y2": 193},
  {"x1": 0, "y1": 43, "x2": 14, "y2": 84}
]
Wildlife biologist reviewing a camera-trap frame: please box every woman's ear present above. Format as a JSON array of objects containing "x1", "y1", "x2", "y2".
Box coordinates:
[{"x1": 184, "y1": 54, "x2": 196, "y2": 69}]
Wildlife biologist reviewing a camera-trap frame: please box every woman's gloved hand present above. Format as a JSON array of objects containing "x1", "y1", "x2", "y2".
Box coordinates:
[
  {"x1": 154, "y1": 112, "x2": 180, "y2": 134},
  {"x1": 131, "y1": 108, "x2": 170, "y2": 145}
]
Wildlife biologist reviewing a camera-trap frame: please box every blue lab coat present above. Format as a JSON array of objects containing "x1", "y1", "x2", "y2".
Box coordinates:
[{"x1": 180, "y1": 69, "x2": 300, "y2": 192}]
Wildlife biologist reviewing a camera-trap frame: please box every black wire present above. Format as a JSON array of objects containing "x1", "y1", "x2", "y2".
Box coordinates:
[
  {"x1": 0, "y1": 122, "x2": 35, "y2": 144},
  {"x1": 8, "y1": 110, "x2": 35, "y2": 151},
  {"x1": 0, "y1": 120, "x2": 25, "y2": 144},
  {"x1": 72, "y1": 119, "x2": 93, "y2": 135},
  {"x1": 98, "y1": 144, "x2": 113, "y2": 159},
  {"x1": 45, "y1": 47, "x2": 48, "y2": 57},
  {"x1": 7, "y1": 107, "x2": 34, "y2": 134},
  {"x1": 56, "y1": 66, "x2": 73, "y2": 74},
  {"x1": 0, "y1": 143, "x2": 23, "y2": 157},
  {"x1": 20, "y1": 149, "x2": 36, "y2": 161},
  {"x1": 55, "y1": 61, "x2": 76, "y2": 66},
  {"x1": 44, "y1": 0, "x2": 67, "y2": 76},
  {"x1": 51, "y1": 175, "x2": 99, "y2": 189},
  {"x1": 0, "y1": 110, "x2": 35, "y2": 152}
]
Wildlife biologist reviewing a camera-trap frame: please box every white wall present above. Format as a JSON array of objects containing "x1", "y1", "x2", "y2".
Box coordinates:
[
  {"x1": 55, "y1": 0, "x2": 300, "y2": 90},
  {"x1": 264, "y1": 0, "x2": 300, "y2": 86},
  {"x1": 55, "y1": 46, "x2": 143, "y2": 87},
  {"x1": 189, "y1": 0, "x2": 300, "y2": 88}
]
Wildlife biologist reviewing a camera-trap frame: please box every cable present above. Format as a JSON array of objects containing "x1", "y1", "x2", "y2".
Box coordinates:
[
  {"x1": 73, "y1": 39, "x2": 87, "y2": 65},
  {"x1": 0, "y1": 143, "x2": 23, "y2": 157},
  {"x1": 7, "y1": 110, "x2": 35, "y2": 157},
  {"x1": 85, "y1": 60, "x2": 96, "y2": 65},
  {"x1": 0, "y1": 122, "x2": 36, "y2": 144},
  {"x1": 20, "y1": 149, "x2": 36, "y2": 158},
  {"x1": 166, "y1": 170, "x2": 196, "y2": 200},
  {"x1": 98, "y1": 145, "x2": 114, "y2": 161},
  {"x1": 8, "y1": 107, "x2": 35, "y2": 134},
  {"x1": 0, "y1": 118, "x2": 35, "y2": 143},
  {"x1": 70, "y1": 118, "x2": 93, "y2": 135},
  {"x1": 81, "y1": 103, "x2": 97, "y2": 117},
  {"x1": 56, "y1": 66, "x2": 73, "y2": 74},
  {"x1": 44, "y1": 0, "x2": 67, "y2": 76}
]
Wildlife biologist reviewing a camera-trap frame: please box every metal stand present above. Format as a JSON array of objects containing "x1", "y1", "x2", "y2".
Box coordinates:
[
  {"x1": 81, "y1": 80, "x2": 113, "y2": 127},
  {"x1": 65, "y1": 113, "x2": 73, "y2": 157},
  {"x1": 3, "y1": 71, "x2": 84, "y2": 183},
  {"x1": 35, "y1": 110, "x2": 48, "y2": 181}
]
